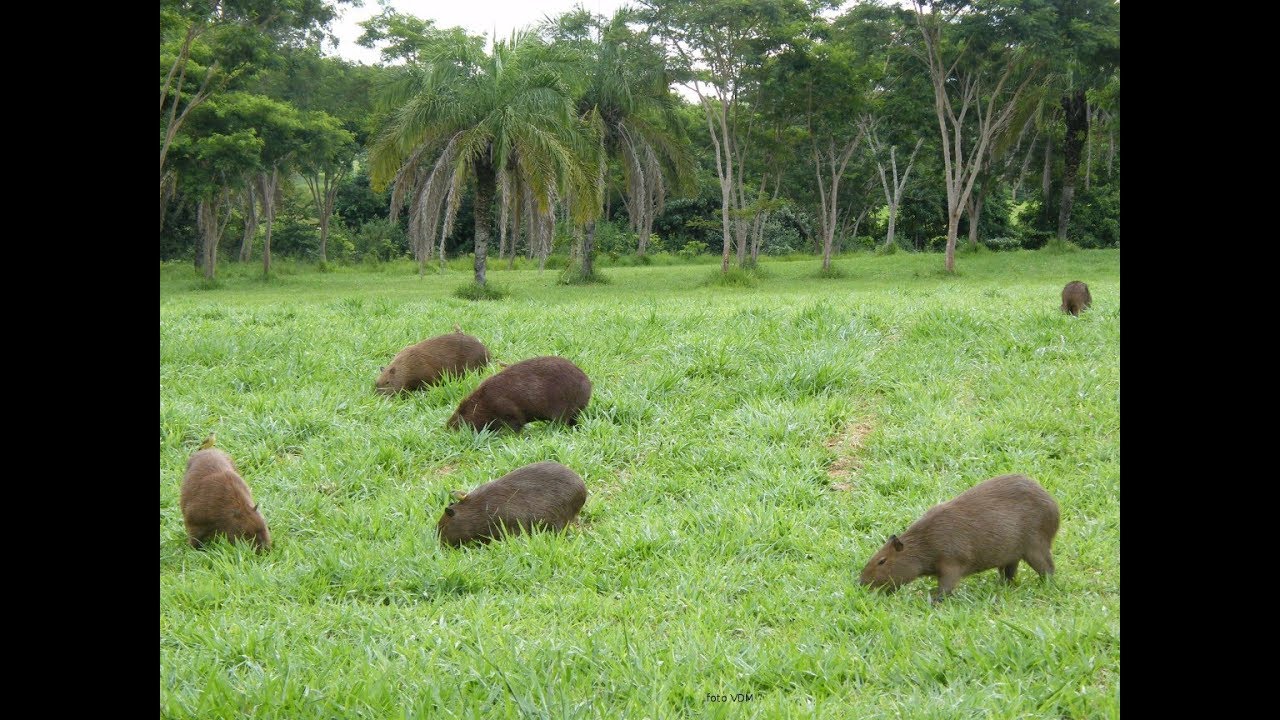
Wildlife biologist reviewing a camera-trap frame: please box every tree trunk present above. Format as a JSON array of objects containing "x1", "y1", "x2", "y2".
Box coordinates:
[
  {"x1": 239, "y1": 184, "x2": 257, "y2": 262},
  {"x1": 1041, "y1": 134, "x2": 1052, "y2": 203},
  {"x1": 259, "y1": 167, "x2": 279, "y2": 276},
  {"x1": 719, "y1": 180, "x2": 732, "y2": 273},
  {"x1": 945, "y1": 211, "x2": 960, "y2": 273},
  {"x1": 1085, "y1": 101, "x2": 1093, "y2": 192},
  {"x1": 582, "y1": 220, "x2": 596, "y2": 278},
  {"x1": 319, "y1": 212, "x2": 330, "y2": 264},
  {"x1": 967, "y1": 187, "x2": 986, "y2": 249},
  {"x1": 473, "y1": 157, "x2": 495, "y2": 287},
  {"x1": 1058, "y1": 90, "x2": 1087, "y2": 241},
  {"x1": 198, "y1": 196, "x2": 220, "y2": 280}
]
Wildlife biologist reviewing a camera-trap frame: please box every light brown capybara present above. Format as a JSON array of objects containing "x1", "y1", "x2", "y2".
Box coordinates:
[
  {"x1": 446, "y1": 356, "x2": 591, "y2": 432},
  {"x1": 375, "y1": 326, "x2": 491, "y2": 395},
  {"x1": 180, "y1": 440, "x2": 271, "y2": 553},
  {"x1": 859, "y1": 474, "x2": 1059, "y2": 602},
  {"x1": 1061, "y1": 281, "x2": 1092, "y2": 316},
  {"x1": 437, "y1": 461, "x2": 587, "y2": 546}
]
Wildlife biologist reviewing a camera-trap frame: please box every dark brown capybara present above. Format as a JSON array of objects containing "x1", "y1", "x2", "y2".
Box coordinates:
[
  {"x1": 180, "y1": 438, "x2": 271, "y2": 553},
  {"x1": 375, "y1": 325, "x2": 491, "y2": 395},
  {"x1": 446, "y1": 356, "x2": 591, "y2": 432},
  {"x1": 1061, "y1": 281, "x2": 1092, "y2": 316},
  {"x1": 437, "y1": 461, "x2": 587, "y2": 546},
  {"x1": 859, "y1": 474, "x2": 1058, "y2": 602}
]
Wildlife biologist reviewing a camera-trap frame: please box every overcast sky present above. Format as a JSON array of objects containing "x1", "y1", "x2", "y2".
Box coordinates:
[{"x1": 327, "y1": 0, "x2": 631, "y2": 65}]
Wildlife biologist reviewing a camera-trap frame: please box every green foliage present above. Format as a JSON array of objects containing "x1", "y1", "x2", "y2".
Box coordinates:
[
  {"x1": 678, "y1": 240, "x2": 708, "y2": 258},
  {"x1": 704, "y1": 266, "x2": 762, "y2": 288},
  {"x1": 451, "y1": 281, "x2": 510, "y2": 301},
  {"x1": 353, "y1": 219, "x2": 408, "y2": 262},
  {"x1": 981, "y1": 236, "x2": 1021, "y2": 252},
  {"x1": 876, "y1": 242, "x2": 901, "y2": 256},
  {"x1": 557, "y1": 265, "x2": 611, "y2": 285},
  {"x1": 1041, "y1": 238, "x2": 1082, "y2": 254},
  {"x1": 1069, "y1": 183, "x2": 1121, "y2": 248}
]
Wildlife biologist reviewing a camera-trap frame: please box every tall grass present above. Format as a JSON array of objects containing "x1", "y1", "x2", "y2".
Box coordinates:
[{"x1": 161, "y1": 250, "x2": 1120, "y2": 718}]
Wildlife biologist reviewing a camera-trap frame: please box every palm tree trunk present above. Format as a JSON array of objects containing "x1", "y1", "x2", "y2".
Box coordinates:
[{"x1": 473, "y1": 158, "x2": 495, "y2": 286}]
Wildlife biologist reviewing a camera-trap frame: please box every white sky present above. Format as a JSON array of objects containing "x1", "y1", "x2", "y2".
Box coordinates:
[{"x1": 326, "y1": 0, "x2": 630, "y2": 65}]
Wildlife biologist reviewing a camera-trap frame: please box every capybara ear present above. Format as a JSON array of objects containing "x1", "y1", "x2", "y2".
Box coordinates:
[
  {"x1": 199, "y1": 433, "x2": 217, "y2": 450},
  {"x1": 454, "y1": 324, "x2": 462, "y2": 333},
  {"x1": 451, "y1": 490, "x2": 468, "y2": 502},
  {"x1": 252, "y1": 503, "x2": 259, "y2": 512},
  {"x1": 497, "y1": 361, "x2": 509, "y2": 368},
  {"x1": 388, "y1": 367, "x2": 396, "y2": 375},
  {"x1": 445, "y1": 506, "x2": 456, "y2": 517},
  {"x1": 890, "y1": 534, "x2": 904, "y2": 552}
]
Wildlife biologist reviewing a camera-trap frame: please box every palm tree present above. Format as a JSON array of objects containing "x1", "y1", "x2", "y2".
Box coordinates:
[
  {"x1": 369, "y1": 31, "x2": 595, "y2": 284},
  {"x1": 549, "y1": 8, "x2": 693, "y2": 279}
]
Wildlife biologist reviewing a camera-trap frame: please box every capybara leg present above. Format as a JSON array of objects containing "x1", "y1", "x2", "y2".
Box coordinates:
[
  {"x1": 1024, "y1": 548, "x2": 1055, "y2": 579},
  {"x1": 564, "y1": 412, "x2": 579, "y2": 427},
  {"x1": 1000, "y1": 562, "x2": 1019, "y2": 583},
  {"x1": 932, "y1": 565, "x2": 962, "y2": 603}
]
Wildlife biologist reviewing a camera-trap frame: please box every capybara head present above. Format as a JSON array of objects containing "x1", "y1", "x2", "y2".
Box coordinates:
[
  {"x1": 437, "y1": 461, "x2": 587, "y2": 546},
  {"x1": 859, "y1": 534, "x2": 920, "y2": 591},
  {"x1": 180, "y1": 447, "x2": 272, "y2": 553},
  {"x1": 374, "y1": 364, "x2": 401, "y2": 395},
  {"x1": 375, "y1": 331, "x2": 491, "y2": 395},
  {"x1": 1061, "y1": 281, "x2": 1092, "y2": 316},
  {"x1": 447, "y1": 356, "x2": 591, "y2": 432}
]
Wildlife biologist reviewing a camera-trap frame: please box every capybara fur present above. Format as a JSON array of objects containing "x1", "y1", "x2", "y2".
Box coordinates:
[
  {"x1": 437, "y1": 461, "x2": 587, "y2": 546},
  {"x1": 180, "y1": 447, "x2": 271, "y2": 553},
  {"x1": 446, "y1": 356, "x2": 591, "y2": 432},
  {"x1": 1061, "y1": 281, "x2": 1092, "y2": 316},
  {"x1": 859, "y1": 474, "x2": 1058, "y2": 602},
  {"x1": 375, "y1": 326, "x2": 491, "y2": 395}
]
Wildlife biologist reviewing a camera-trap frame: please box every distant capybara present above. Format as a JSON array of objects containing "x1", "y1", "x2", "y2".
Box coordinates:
[
  {"x1": 375, "y1": 326, "x2": 491, "y2": 395},
  {"x1": 180, "y1": 442, "x2": 271, "y2": 553},
  {"x1": 446, "y1": 356, "x2": 591, "y2": 432},
  {"x1": 437, "y1": 461, "x2": 587, "y2": 546},
  {"x1": 859, "y1": 474, "x2": 1059, "y2": 602},
  {"x1": 1061, "y1": 281, "x2": 1092, "y2": 316}
]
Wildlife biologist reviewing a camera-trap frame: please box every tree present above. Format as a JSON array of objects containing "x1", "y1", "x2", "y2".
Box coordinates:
[
  {"x1": 914, "y1": 0, "x2": 1045, "y2": 272},
  {"x1": 167, "y1": 95, "x2": 265, "y2": 278},
  {"x1": 548, "y1": 7, "x2": 694, "y2": 279},
  {"x1": 369, "y1": 29, "x2": 594, "y2": 285},
  {"x1": 298, "y1": 111, "x2": 357, "y2": 264},
  {"x1": 160, "y1": 0, "x2": 340, "y2": 224},
  {"x1": 1043, "y1": 0, "x2": 1119, "y2": 241},
  {"x1": 640, "y1": 0, "x2": 810, "y2": 273}
]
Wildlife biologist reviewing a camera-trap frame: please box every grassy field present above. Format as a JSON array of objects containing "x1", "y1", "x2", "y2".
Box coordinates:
[{"x1": 160, "y1": 249, "x2": 1120, "y2": 718}]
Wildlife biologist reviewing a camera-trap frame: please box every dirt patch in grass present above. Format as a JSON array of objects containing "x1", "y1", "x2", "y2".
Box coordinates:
[{"x1": 826, "y1": 418, "x2": 875, "y2": 490}]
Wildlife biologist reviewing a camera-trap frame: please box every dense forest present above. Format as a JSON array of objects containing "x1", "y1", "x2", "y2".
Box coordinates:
[{"x1": 160, "y1": 0, "x2": 1120, "y2": 283}]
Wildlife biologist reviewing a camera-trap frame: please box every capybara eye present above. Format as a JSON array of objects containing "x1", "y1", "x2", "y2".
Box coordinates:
[
  {"x1": 877, "y1": 558, "x2": 886, "y2": 565},
  {"x1": 445, "y1": 507, "x2": 455, "y2": 517}
]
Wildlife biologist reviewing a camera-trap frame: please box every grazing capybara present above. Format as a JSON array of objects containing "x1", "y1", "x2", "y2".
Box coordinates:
[
  {"x1": 180, "y1": 439, "x2": 271, "y2": 552},
  {"x1": 859, "y1": 474, "x2": 1059, "y2": 602},
  {"x1": 437, "y1": 461, "x2": 587, "y2": 546},
  {"x1": 1061, "y1": 281, "x2": 1092, "y2": 316},
  {"x1": 375, "y1": 325, "x2": 491, "y2": 395},
  {"x1": 446, "y1": 356, "x2": 591, "y2": 432}
]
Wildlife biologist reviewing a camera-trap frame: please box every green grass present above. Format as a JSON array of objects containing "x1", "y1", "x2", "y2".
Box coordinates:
[{"x1": 161, "y1": 249, "x2": 1119, "y2": 718}]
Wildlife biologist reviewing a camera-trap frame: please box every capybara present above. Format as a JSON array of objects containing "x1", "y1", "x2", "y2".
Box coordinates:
[
  {"x1": 859, "y1": 474, "x2": 1058, "y2": 602},
  {"x1": 375, "y1": 325, "x2": 491, "y2": 395},
  {"x1": 446, "y1": 356, "x2": 591, "y2": 432},
  {"x1": 180, "y1": 442, "x2": 271, "y2": 553},
  {"x1": 1061, "y1": 281, "x2": 1092, "y2": 316},
  {"x1": 437, "y1": 461, "x2": 587, "y2": 546}
]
